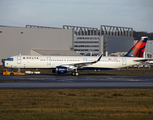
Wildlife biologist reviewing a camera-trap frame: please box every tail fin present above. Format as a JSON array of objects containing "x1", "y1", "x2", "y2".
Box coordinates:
[{"x1": 124, "y1": 36, "x2": 148, "y2": 57}]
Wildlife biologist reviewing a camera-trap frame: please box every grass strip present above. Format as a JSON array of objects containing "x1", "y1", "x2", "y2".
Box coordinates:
[{"x1": 0, "y1": 89, "x2": 153, "y2": 119}]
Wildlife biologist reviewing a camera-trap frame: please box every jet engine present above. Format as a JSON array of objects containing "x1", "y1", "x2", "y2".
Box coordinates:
[{"x1": 52, "y1": 66, "x2": 68, "y2": 74}]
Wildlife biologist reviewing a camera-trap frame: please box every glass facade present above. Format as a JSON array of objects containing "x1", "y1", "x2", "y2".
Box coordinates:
[{"x1": 74, "y1": 36, "x2": 100, "y2": 56}]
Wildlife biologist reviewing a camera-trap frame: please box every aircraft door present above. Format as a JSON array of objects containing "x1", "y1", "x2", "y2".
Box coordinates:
[
  {"x1": 47, "y1": 57, "x2": 51, "y2": 66},
  {"x1": 122, "y1": 58, "x2": 126, "y2": 65},
  {"x1": 83, "y1": 58, "x2": 87, "y2": 61},
  {"x1": 17, "y1": 56, "x2": 21, "y2": 64}
]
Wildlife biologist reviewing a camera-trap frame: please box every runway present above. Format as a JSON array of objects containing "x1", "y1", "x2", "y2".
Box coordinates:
[{"x1": 0, "y1": 74, "x2": 153, "y2": 89}]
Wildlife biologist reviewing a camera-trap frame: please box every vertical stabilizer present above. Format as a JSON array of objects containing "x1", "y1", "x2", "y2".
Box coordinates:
[{"x1": 124, "y1": 36, "x2": 148, "y2": 57}]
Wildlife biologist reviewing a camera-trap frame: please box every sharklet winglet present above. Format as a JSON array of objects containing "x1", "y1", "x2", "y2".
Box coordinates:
[{"x1": 97, "y1": 54, "x2": 103, "y2": 61}]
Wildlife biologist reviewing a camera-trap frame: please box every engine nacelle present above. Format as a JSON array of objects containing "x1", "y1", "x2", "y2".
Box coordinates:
[{"x1": 53, "y1": 66, "x2": 68, "y2": 74}]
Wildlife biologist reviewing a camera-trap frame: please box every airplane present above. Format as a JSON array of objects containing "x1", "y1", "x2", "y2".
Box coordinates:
[{"x1": 2, "y1": 36, "x2": 149, "y2": 76}]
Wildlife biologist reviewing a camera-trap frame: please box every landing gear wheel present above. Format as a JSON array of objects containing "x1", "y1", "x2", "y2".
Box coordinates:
[
  {"x1": 71, "y1": 72, "x2": 79, "y2": 76},
  {"x1": 71, "y1": 72, "x2": 74, "y2": 76},
  {"x1": 75, "y1": 72, "x2": 79, "y2": 76},
  {"x1": 10, "y1": 73, "x2": 14, "y2": 76}
]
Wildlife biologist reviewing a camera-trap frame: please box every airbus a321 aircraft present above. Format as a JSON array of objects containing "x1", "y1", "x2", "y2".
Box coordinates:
[{"x1": 3, "y1": 36, "x2": 148, "y2": 76}]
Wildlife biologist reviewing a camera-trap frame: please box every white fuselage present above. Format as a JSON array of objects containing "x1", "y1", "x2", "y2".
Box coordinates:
[{"x1": 4, "y1": 55, "x2": 145, "y2": 69}]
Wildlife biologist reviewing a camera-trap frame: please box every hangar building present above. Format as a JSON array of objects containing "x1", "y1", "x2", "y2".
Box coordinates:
[{"x1": 0, "y1": 25, "x2": 74, "y2": 62}]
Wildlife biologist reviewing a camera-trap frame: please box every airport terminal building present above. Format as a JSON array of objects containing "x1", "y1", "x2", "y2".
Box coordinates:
[{"x1": 0, "y1": 24, "x2": 152, "y2": 65}]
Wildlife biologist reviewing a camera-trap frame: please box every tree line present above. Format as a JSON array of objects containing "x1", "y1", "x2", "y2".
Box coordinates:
[{"x1": 133, "y1": 31, "x2": 153, "y2": 40}]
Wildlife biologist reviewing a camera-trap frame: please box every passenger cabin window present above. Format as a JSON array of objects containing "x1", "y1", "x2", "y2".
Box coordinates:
[{"x1": 6, "y1": 58, "x2": 14, "y2": 61}]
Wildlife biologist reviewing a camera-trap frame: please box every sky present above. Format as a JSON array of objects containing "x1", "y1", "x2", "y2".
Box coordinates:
[{"x1": 0, "y1": 0, "x2": 153, "y2": 32}]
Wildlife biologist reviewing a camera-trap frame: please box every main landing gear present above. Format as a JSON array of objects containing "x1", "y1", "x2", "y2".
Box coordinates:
[
  {"x1": 71, "y1": 72, "x2": 79, "y2": 76},
  {"x1": 71, "y1": 69, "x2": 79, "y2": 76}
]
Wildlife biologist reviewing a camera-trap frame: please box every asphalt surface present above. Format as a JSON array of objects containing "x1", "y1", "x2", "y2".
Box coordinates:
[{"x1": 0, "y1": 73, "x2": 153, "y2": 89}]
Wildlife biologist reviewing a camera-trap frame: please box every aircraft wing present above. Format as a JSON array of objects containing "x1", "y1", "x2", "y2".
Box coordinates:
[{"x1": 61, "y1": 54, "x2": 103, "y2": 69}]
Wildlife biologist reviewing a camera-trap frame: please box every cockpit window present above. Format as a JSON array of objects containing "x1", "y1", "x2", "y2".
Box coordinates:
[{"x1": 6, "y1": 58, "x2": 14, "y2": 61}]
